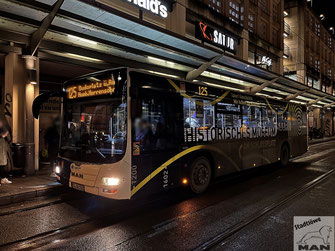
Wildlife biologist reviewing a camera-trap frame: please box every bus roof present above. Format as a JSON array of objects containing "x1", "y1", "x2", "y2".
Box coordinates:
[{"x1": 63, "y1": 67, "x2": 301, "y2": 106}]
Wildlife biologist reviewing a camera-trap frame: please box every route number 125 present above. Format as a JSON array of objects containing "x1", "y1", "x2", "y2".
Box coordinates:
[{"x1": 198, "y1": 86, "x2": 208, "y2": 96}]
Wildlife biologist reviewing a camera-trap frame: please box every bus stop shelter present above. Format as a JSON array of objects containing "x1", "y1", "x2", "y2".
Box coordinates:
[{"x1": 0, "y1": 0, "x2": 334, "y2": 171}]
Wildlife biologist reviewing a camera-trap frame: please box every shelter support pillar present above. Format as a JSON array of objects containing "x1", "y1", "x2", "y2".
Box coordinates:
[{"x1": 4, "y1": 53, "x2": 39, "y2": 173}]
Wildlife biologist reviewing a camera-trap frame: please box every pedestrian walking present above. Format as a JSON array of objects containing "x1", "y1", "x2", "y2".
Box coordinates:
[
  {"x1": 44, "y1": 117, "x2": 60, "y2": 177},
  {"x1": 0, "y1": 117, "x2": 12, "y2": 185}
]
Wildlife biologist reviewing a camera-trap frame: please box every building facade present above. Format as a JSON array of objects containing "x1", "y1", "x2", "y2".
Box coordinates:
[
  {"x1": 190, "y1": 0, "x2": 284, "y2": 73},
  {"x1": 284, "y1": 0, "x2": 335, "y2": 136}
]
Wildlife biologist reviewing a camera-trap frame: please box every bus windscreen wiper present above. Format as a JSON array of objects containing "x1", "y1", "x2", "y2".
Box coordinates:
[{"x1": 95, "y1": 147, "x2": 106, "y2": 159}]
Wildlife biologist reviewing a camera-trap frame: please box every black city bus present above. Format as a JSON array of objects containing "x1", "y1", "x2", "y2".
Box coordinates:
[{"x1": 33, "y1": 68, "x2": 308, "y2": 199}]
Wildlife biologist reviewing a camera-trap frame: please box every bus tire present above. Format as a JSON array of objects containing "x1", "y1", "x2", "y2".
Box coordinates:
[
  {"x1": 280, "y1": 144, "x2": 290, "y2": 168},
  {"x1": 189, "y1": 157, "x2": 212, "y2": 194}
]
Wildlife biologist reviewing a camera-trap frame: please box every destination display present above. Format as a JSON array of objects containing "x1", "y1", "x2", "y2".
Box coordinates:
[{"x1": 66, "y1": 78, "x2": 116, "y2": 99}]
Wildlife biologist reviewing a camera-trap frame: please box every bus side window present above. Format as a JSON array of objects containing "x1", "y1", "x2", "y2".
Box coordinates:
[
  {"x1": 242, "y1": 105, "x2": 262, "y2": 129},
  {"x1": 215, "y1": 102, "x2": 242, "y2": 130},
  {"x1": 134, "y1": 97, "x2": 180, "y2": 152},
  {"x1": 183, "y1": 98, "x2": 215, "y2": 129},
  {"x1": 261, "y1": 107, "x2": 277, "y2": 129}
]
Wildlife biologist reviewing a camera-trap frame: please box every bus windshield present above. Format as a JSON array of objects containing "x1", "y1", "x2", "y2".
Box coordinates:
[{"x1": 60, "y1": 70, "x2": 127, "y2": 164}]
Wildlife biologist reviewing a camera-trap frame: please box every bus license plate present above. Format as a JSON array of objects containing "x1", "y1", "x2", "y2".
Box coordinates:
[{"x1": 72, "y1": 182, "x2": 85, "y2": 191}]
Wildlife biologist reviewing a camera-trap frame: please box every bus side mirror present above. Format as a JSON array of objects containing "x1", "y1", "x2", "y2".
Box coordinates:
[{"x1": 32, "y1": 91, "x2": 66, "y2": 119}]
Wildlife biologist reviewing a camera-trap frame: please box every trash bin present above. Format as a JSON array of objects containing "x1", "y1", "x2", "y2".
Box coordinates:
[{"x1": 11, "y1": 143, "x2": 25, "y2": 169}]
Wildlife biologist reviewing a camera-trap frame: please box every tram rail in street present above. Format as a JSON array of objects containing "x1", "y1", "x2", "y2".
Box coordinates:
[
  {"x1": 194, "y1": 168, "x2": 335, "y2": 251},
  {"x1": 1, "y1": 141, "x2": 334, "y2": 250}
]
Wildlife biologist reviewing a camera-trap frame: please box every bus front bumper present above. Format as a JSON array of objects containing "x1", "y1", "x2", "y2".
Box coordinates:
[{"x1": 56, "y1": 158, "x2": 131, "y2": 200}]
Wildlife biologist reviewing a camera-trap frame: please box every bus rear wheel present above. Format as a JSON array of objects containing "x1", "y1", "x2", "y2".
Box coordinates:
[
  {"x1": 280, "y1": 144, "x2": 290, "y2": 167},
  {"x1": 189, "y1": 157, "x2": 212, "y2": 194}
]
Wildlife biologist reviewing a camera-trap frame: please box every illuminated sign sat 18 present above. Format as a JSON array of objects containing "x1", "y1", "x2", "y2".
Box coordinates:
[
  {"x1": 66, "y1": 78, "x2": 115, "y2": 99},
  {"x1": 126, "y1": 0, "x2": 172, "y2": 18},
  {"x1": 196, "y1": 22, "x2": 237, "y2": 53}
]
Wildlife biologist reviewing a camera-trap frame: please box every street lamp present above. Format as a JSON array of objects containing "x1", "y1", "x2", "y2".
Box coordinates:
[
  {"x1": 27, "y1": 69, "x2": 37, "y2": 85},
  {"x1": 320, "y1": 14, "x2": 325, "y2": 21},
  {"x1": 330, "y1": 27, "x2": 334, "y2": 35}
]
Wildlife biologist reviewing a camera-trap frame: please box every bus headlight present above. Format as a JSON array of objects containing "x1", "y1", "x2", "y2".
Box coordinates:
[
  {"x1": 55, "y1": 165, "x2": 61, "y2": 174},
  {"x1": 102, "y1": 177, "x2": 120, "y2": 186}
]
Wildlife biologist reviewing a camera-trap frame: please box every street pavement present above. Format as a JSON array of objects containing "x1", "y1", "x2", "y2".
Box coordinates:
[{"x1": 0, "y1": 140, "x2": 334, "y2": 251}]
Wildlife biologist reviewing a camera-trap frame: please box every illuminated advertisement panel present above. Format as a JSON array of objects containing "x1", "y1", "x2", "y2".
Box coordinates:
[
  {"x1": 124, "y1": 0, "x2": 174, "y2": 18},
  {"x1": 195, "y1": 22, "x2": 238, "y2": 53}
]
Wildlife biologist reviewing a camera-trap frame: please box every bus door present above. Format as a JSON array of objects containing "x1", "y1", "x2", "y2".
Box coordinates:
[
  {"x1": 240, "y1": 105, "x2": 263, "y2": 169},
  {"x1": 215, "y1": 103, "x2": 243, "y2": 173},
  {"x1": 261, "y1": 106, "x2": 276, "y2": 165},
  {"x1": 132, "y1": 90, "x2": 183, "y2": 194}
]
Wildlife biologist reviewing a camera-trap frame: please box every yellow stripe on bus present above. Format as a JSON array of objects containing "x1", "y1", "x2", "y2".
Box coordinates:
[
  {"x1": 210, "y1": 90, "x2": 230, "y2": 106},
  {"x1": 167, "y1": 79, "x2": 230, "y2": 106},
  {"x1": 131, "y1": 145, "x2": 239, "y2": 196},
  {"x1": 265, "y1": 98, "x2": 289, "y2": 115}
]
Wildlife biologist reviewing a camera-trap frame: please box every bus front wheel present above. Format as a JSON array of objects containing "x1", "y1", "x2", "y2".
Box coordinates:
[
  {"x1": 189, "y1": 157, "x2": 212, "y2": 194},
  {"x1": 280, "y1": 144, "x2": 290, "y2": 167}
]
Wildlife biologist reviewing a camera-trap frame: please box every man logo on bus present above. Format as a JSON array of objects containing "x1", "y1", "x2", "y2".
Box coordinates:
[
  {"x1": 294, "y1": 216, "x2": 334, "y2": 251},
  {"x1": 297, "y1": 226, "x2": 332, "y2": 246},
  {"x1": 71, "y1": 172, "x2": 83, "y2": 179}
]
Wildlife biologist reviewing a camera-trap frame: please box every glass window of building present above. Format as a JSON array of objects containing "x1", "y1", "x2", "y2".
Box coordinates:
[
  {"x1": 206, "y1": 0, "x2": 222, "y2": 13},
  {"x1": 229, "y1": 1, "x2": 243, "y2": 25},
  {"x1": 314, "y1": 79, "x2": 320, "y2": 90},
  {"x1": 248, "y1": 50, "x2": 255, "y2": 64},
  {"x1": 315, "y1": 23, "x2": 320, "y2": 36},
  {"x1": 306, "y1": 76, "x2": 313, "y2": 87},
  {"x1": 248, "y1": 13, "x2": 255, "y2": 33},
  {"x1": 315, "y1": 60, "x2": 320, "y2": 72}
]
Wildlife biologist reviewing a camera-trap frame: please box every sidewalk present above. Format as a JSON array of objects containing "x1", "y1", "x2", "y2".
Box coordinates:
[
  {"x1": 0, "y1": 165, "x2": 67, "y2": 206},
  {"x1": 308, "y1": 136, "x2": 335, "y2": 145}
]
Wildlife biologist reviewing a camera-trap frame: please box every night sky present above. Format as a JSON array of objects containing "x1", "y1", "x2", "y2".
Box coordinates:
[{"x1": 311, "y1": 0, "x2": 335, "y2": 29}]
